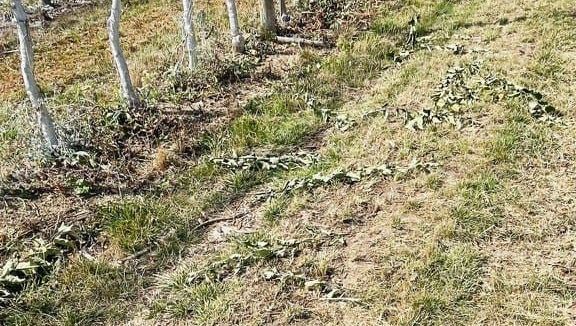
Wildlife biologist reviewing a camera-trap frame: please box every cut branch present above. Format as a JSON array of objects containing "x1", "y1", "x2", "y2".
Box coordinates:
[
  {"x1": 0, "y1": 49, "x2": 18, "y2": 56},
  {"x1": 193, "y1": 211, "x2": 248, "y2": 231},
  {"x1": 275, "y1": 36, "x2": 328, "y2": 48},
  {"x1": 319, "y1": 297, "x2": 364, "y2": 304},
  {"x1": 119, "y1": 248, "x2": 149, "y2": 263}
]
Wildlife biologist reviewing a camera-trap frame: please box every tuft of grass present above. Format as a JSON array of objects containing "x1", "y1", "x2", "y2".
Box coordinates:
[
  {"x1": 450, "y1": 204, "x2": 502, "y2": 241},
  {"x1": 325, "y1": 34, "x2": 395, "y2": 87},
  {"x1": 488, "y1": 122, "x2": 523, "y2": 163},
  {"x1": 479, "y1": 269, "x2": 576, "y2": 325},
  {"x1": 371, "y1": 17, "x2": 406, "y2": 38},
  {"x1": 100, "y1": 199, "x2": 188, "y2": 254},
  {"x1": 301, "y1": 254, "x2": 333, "y2": 279},
  {"x1": 0, "y1": 128, "x2": 18, "y2": 143},
  {"x1": 449, "y1": 172, "x2": 504, "y2": 240},
  {"x1": 528, "y1": 31, "x2": 567, "y2": 82},
  {"x1": 426, "y1": 173, "x2": 444, "y2": 190},
  {"x1": 158, "y1": 282, "x2": 234, "y2": 321},
  {"x1": 244, "y1": 93, "x2": 304, "y2": 116},
  {"x1": 227, "y1": 111, "x2": 321, "y2": 151},
  {"x1": 263, "y1": 196, "x2": 289, "y2": 224},
  {"x1": 487, "y1": 101, "x2": 554, "y2": 164},
  {"x1": 224, "y1": 170, "x2": 267, "y2": 194},
  {"x1": 408, "y1": 244, "x2": 486, "y2": 325},
  {"x1": 459, "y1": 172, "x2": 501, "y2": 203}
]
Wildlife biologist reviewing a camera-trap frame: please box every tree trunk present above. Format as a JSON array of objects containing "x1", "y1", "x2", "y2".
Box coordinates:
[
  {"x1": 12, "y1": 0, "x2": 59, "y2": 150},
  {"x1": 260, "y1": 0, "x2": 276, "y2": 33},
  {"x1": 182, "y1": 0, "x2": 198, "y2": 68},
  {"x1": 107, "y1": 0, "x2": 139, "y2": 108},
  {"x1": 279, "y1": 0, "x2": 288, "y2": 21},
  {"x1": 225, "y1": 0, "x2": 244, "y2": 53}
]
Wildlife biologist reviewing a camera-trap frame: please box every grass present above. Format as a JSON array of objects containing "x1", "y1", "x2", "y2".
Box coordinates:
[
  {"x1": 408, "y1": 245, "x2": 486, "y2": 325},
  {"x1": 262, "y1": 196, "x2": 289, "y2": 224},
  {"x1": 3, "y1": 0, "x2": 576, "y2": 324},
  {"x1": 227, "y1": 110, "x2": 321, "y2": 150},
  {"x1": 100, "y1": 199, "x2": 187, "y2": 254},
  {"x1": 487, "y1": 100, "x2": 555, "y2": 164},
  {"x1": 1, "y1": 259, "x2": 140, "y2": 325},
  {"x1": 153, "y1": 282, "x2": 235, "y2": 322}
]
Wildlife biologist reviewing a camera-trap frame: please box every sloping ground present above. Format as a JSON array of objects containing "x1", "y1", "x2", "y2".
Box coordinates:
[
  {"x1": 2, "y1": 0, "x2": 576, "y2": 325},
  {"x1": 0, "y1": 0, "x2": 322, "y2": 252}
]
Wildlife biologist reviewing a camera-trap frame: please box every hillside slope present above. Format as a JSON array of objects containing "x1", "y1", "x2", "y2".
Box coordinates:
[{"x1": 2, "y1": 0, "x2": 576, "y2": 325}]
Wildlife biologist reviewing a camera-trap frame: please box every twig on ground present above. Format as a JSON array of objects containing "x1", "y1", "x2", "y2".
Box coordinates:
[
  {"x1": 549, "y1": 263, "x2": 574, "y2": 272},
  {"x1": 0, "y1": 49, "x2": 17, "y2": 56},
  {"x1": 319, "y1": 297, "x2": 364, "y2": 304},
  {"x1": 193, "y1": 211, "x2": 249, "y2": 231},
  {"x1": 119, "y1": 229, "x2": 176, "y2": 264},
  {"x1": 119, "y1": 248, "x2": 150, "y2": 263}
]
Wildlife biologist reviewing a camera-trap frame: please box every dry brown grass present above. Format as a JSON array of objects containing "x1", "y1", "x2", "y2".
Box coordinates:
[{"x1": 3, "y1": 0, "x2": 576, "y2": 324}]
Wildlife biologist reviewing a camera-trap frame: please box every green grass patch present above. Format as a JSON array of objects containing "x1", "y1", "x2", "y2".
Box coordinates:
[
  {"x1": 228, "y1": 111, "x2": 321, "y2": 151},
  {"x1": 488, "y1": 123, "x2": 523, "y2": 163},
  {"x1": 100, "y1": 199, "x2": 188, "y2": 254},
  {"x1": 263, "y1": 196, "x2": 290, "y2": 224},
  {"x1": 449, "y1": 172, "x2": 504, "y2": 240},
  {"x1": 528, "y1": 31, "x2": 567, "y2": 82},
  {"x1": 487, "y1": 101, "x2": 554, "y2": 164},
  {"x1": 479, "y1": 269, "x2": 576, "y2": 325},
  {"x1": 408, "y1": 244, "x2": 486, "y2": 325},
  {"x1": 325, "y1": 34, "x2": 395, "y2": 87},
  {"x1": 371, "y1": 17, "x2": 406, "y2": 38},
  {"x1": 1, "y1": 259, "x2": 140, "y2": 325},
  {"x1": 152, "y1": 282, "x2": 234, "y2": 321}
]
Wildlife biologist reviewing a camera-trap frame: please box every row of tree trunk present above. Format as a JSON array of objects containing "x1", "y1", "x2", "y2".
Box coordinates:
[{"x1": 11, "y1": 0, "x2": 288, "y2": 152}]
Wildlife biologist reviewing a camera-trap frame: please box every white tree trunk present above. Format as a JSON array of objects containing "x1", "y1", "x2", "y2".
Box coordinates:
[
  {"x1": 260, "y1": 0, "x2": 276, "y2": 33},
  {"x1": 279, "y1": 0, "x2": 288, "y2": 21},
  {"x1": 107, "y1": 0, "x2": 139, "y2": 108},
  {"x1": 225, "y1": 0, "x2": 244, "y2": 53},
  {"x1": 182, "y1": 0, "x2": 198, "y2": 68},
  {"x1": 12, "y1": 0, "x2": 59, "y2": 150}
]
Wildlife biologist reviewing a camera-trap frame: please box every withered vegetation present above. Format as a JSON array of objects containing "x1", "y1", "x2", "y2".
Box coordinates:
[{"x1": 1, "y1": 0, "x2": 576, "y2": 325}]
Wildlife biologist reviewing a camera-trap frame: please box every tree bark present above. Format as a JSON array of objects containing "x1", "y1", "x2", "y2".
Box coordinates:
[
  {"x1": 12, "y1": 0, "x2": 59, "y2": 150},
  {"x1": 182, "y1": 0, "x2": 198, "y2": 68},
  {"x1": 260, "y1": 0, "x2": 276, "y2": 33},
  {"x1": 225, "y1": 0, "x2": 244, "y2": 53},
  {"x1": 107, "y1": 0, "x2": 139, "y2": 108},
  {"x1": 279, "y1": 0, "x2": 288, "y2": 21}
]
